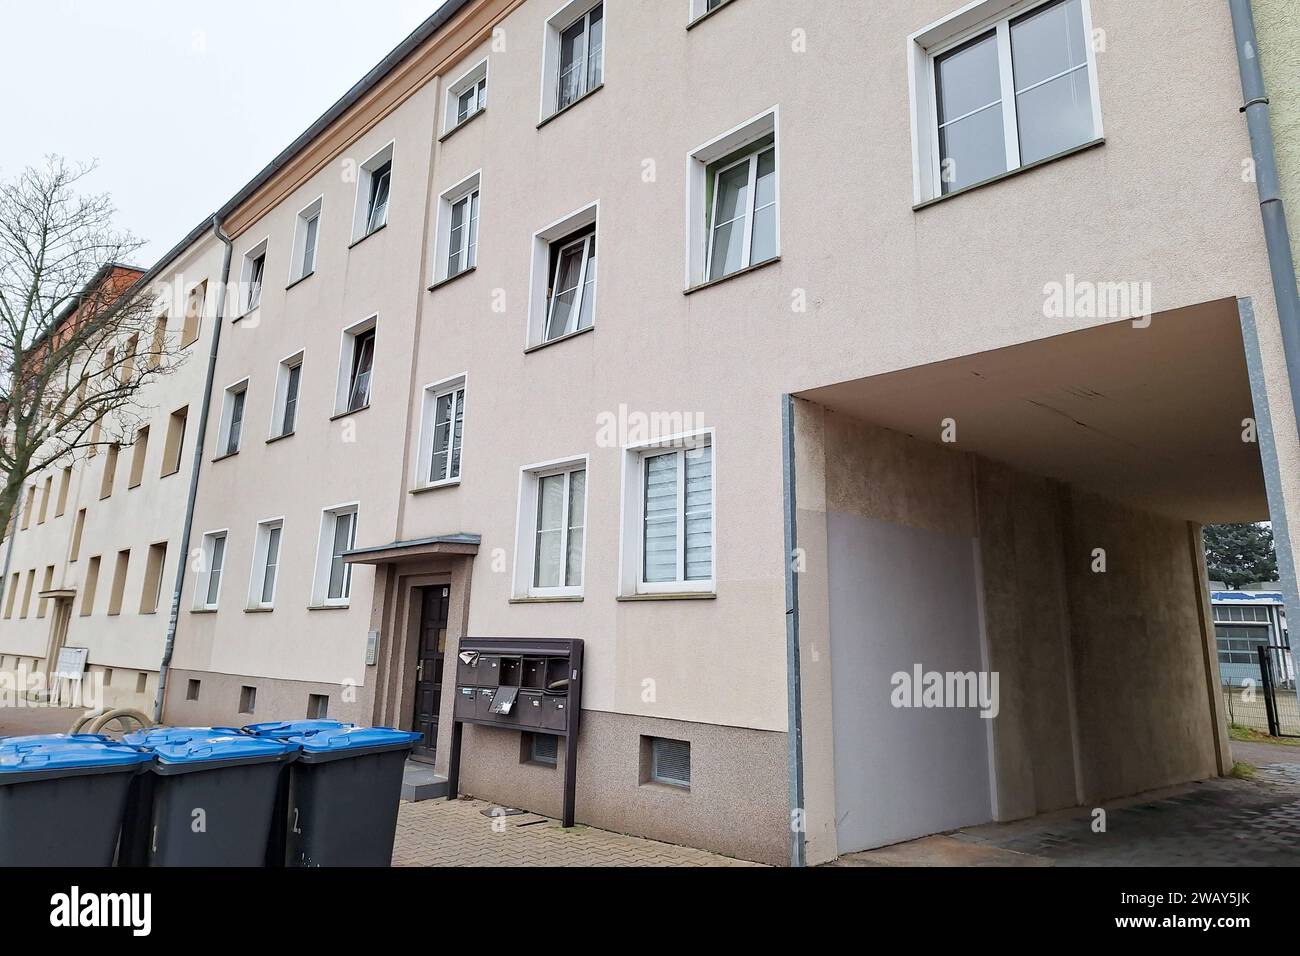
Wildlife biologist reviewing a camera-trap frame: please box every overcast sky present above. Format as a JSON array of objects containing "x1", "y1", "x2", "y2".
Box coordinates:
[{"x1": 0, "y1": 0, "x2": 440, "y2": 266}]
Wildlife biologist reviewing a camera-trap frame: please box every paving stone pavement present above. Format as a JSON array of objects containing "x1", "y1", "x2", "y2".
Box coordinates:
[{"x1": 392, "y1": 796, "x2": 766, "y2": 867}]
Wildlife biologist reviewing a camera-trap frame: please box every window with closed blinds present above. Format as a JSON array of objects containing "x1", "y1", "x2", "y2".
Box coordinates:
[
  {"x1": 642, "y1": 444, "x2": 713, "y2": 586},
  {"x1": 651, "y1": 737, "x2": 690, "y2": 788}
]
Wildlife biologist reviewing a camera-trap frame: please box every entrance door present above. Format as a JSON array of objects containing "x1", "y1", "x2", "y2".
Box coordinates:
[{"x1": 412, "y1": 585, "x2": 449, "y2": 759}]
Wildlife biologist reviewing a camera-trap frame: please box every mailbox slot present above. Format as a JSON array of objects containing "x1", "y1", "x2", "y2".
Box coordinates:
[
  {"x1": 541, "y1": 695, "x2": 568, "y2": 732},
  {"x1": 522, "y1": 658, "x2": 546, "y2": 690},
  {"x1": 454, "y1": 686, "x2": 476, "y2": 719},
  {"x1": 499, "y1": 656, "x2": 522, "y2": 687},
  {"x1": 475, "y1": 687, "x2": 496, "y2": 720},
  {"x1": 518, "y1": 691, "x2": 545, "y2": 728}
]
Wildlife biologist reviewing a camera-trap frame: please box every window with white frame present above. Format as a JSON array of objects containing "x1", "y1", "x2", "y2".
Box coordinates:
[
  {"x1": 909, "y1": 0, "x2": 1102, "y2": 202},
  {"x1": 690, "y1": 0, "x2": 733, "y2": 22},
  {"x1": 335, "y1": 319, "x2": 376, "y2": 414},
  {"x1": 197, "y1": 531, "x2": 227, "y2": 610},
  {"x1": 248, "y1": 519, "x2": 283, "y2": 609},
  {"x1": 621, "y1": 434, "x2": 714, "y2": 594},
  {"x1": 444, "y1": 59, "x2": 488, "y2": 134},
  {"x1": 218, "y1": 381, "x2": 248, "y2": 457},
  {"x1": 271, "y1": 352, "x2": 303, "y2": 438},
  {"x1": 513, "y1": 458, "x2": 587, "y2": 598},
  {"x1": 352, "y1": 144, "x2": 394, "y2": 241},
  {"x1": 529, "y1": 204, "x2": 599, "y2": 347},
  {"x1": 542, "y1": 1, "x2": 604, "y2": 119},
  {"x1": 434, "y1": 173, "x2": 480, "y2": 284},
  {"x1": 417, "y1": 376, "x2": 466, "y2": 488},
  {"x1": 313, "y1": 505, "x2": 358, "y2": 605},
  {"x1": 289, "y1": 198, "x2": 322, "y2": 283},
  {"x1": 240, "y1": 241, "x2": 268, "y2": 314},
  {"x1": 687, "y1": 110, "x2": 778, "y2": 288}
]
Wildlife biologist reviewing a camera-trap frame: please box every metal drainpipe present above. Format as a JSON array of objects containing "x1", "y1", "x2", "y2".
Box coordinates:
[
  {"x1": 152, "y1": 215, "x2": 232, "y2": 723},
  {"x1": 1230, "y1": 0, "x2": 1300, "y2": 440},
  {"x1": 781, "y1": 394, "x2": 806, "y2": 867}
]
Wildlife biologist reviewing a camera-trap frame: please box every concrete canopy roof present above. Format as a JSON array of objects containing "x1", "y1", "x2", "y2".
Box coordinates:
[{"x1": 797, "y1": 298, "x2": 1266, "y2": 524}]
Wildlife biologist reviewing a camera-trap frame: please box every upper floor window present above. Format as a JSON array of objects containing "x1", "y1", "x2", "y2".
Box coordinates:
[
  {"x1": 542, "y1": 2, "x2": 604, "y2": 119},
  {"x1": 444, "y1": 59, "x2": 488, "y2": 135},
  {"x1": 433, "y1": 173, "x2": 481, "y2": 285},
  {"x1": 218, "y1": 380, "x2": 248, "y2": 457},
  {"x1": 335, "y1": 318, "x2": 376, "y2": 415},
  {"x1": 313, "y1": 505, "x2": 358, "y2": 606},
  {"x1": 249, "y1": 519, "x2": 283, "y2": 609},
  {"x1": 909, "y1": 0, "x2": 1102, "y2": 202},
  {"x1": 513, "y1": 458, "x2": 587, "y2": 598},
  {"x1": 196, "y1": 531, "x2": 227, "y2": 610},
  {"x1": 181, "y1": 279, "x2": 207, "y2": 347},
  {"x1": 528, "y1": 204, "x2": 598, "y2": 348},
  {"x1": 240, "y1": 241, "x2": 268, "y2": 314},
  {"x1": 290, "y1": 198, "x2": 322, "y2": 284},
  {"x1": 620, "y1": 433, "x2": 715, "y2": 596},
  {"x1": 352, "y1": 143, "x2": 394, "y2": 241},
  {"x1": 416, "y1": 375, "x2": 467, "y2": 489},
  {"x1": 271, "y1": 352, "x2": 303, "y2": 438},
  {"x1": 687, "y1": 109, "x2": 778, "y2": 288}
]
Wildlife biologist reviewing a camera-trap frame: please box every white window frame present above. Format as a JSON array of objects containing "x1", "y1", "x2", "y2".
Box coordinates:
[
  {"x1": 907, "y1": 0, "x2": 1103, "y2": 204},
  {"x1": 288, "y1": 196, "x2": 323, "y2": 284},
  {"x1": 686, "y1": 108, "x2": 779, "y2": 289},
  {"x1": 351, "y1": 141, "x2": 395, "y2": 242},
  {"x1": 217, "y1": 379, "x2": 249, "y2": 457},
  {"x1": 247, "y1": 517, "x2": 284, "y2": 610},
  {"x1": 238, "y1": 238, "x2": 269, "y2": 315},
  {"x1": 688, "y1": 0, "x2": 734, "y2": 23},
  {"x1": 539, "y1": 0, "x2": 607, "y2": 121},
  {"x1": 432, "y1": 171, "x2": 482, "y2": 285},
  {"x1": 312, "y1": 503, "x2": 359, "y2": 607},
  {"x1": 269, "y1": 350, "x2": 304, "y2": 439},
  {"x1": 195, "y1": 530, "x2": 229, "y2": 611},
  {"x1": 619, "y1": 429, "x2": 716, "y2": 597},
  {"x1": 512, "y1": 455, "x2": 589, "y2": 599},
  {"x1": 414, "y1": 373, "x2": 468, "y2": 490},
  {"x1": 334, "y1": 316, "x2": 377, "y2": 415},
  {"x1": 527, "y1": 202, "x2": 599, "y2": 348},
  {"x1": 443, "y1": 58, "x2": 489, "y2": 135}
]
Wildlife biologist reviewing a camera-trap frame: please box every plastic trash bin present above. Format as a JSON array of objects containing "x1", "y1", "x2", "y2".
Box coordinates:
[
  {"x1": 0, "y1": 734, "x2": 152, "y2": 867},
  {"x1": 243, "y1": 721, "x2": 418, "y2": 866},
  {"x1": 120, "y1": 727, "x2": 297, "y2": 867}
]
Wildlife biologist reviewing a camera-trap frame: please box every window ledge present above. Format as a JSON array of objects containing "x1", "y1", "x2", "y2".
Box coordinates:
[
  {"x1": 211, "y1": 451, "x2": 240, "y2": 464},
  {"x1": 410, "y1": 478, "x2": 461, "y2": 496},
  {"x1": 428, "y1": 266, "x2": 477, "y2": 293},
  {"x1": 232, "y1": 306, "x2": 260, "y2": 325},
  {"x1": 190, "y1": 608, "x2": 218, "y2": 615},
  {"x1": 439, "y1": 108, "x2": 486, "y2": 143},
  {"x1": 348, "y1": 223, "x2": 388, "y2": 250},
  {"x1": 160, "y1": 468, "x2": 180, "y2": 479},
  {"x1": 617, "y1": 591, "x2": 717, "y2": 603},
  {"x1": 127, "y1": 481, "x2": 142, "y2": 491},
  {"x1": 244, "y1": 607, "x2": 274, "y2": 614},
  {"x1": 509, "y1": 595, "x2": 584, "y2": 604},
  {"x1": 524, "y1": 325, "x2": 595, "y2": 355},
  {"x1": 684, "y1": 256, "x2": 781, "y2": 295},
  {"x1": 687, "y1": 0, "x2": 739, "y2": 30},
  {"x1": 265, "y1": 431, "x2": 295, "y2": 446},
  {"x1": 330, "y1": 405, "x2": 370, "y2": 422},
  {"x1": 913, "y1": 138, "x2": 1105, "y2": 211},
  {"x1": 307, "y1": 603, "x2": 350, "y2": 611},
  {"x1": 285, "y1": 271, "x2": 315, "y2": 292},
  {"x1": 537, "y1": 83, "x2": 604, "y2": 130},
  {"x1": 639, "y1": 781, "x2": 691, "y2": 795}
]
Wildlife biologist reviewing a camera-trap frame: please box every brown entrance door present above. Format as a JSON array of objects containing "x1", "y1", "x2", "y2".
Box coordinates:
[{"x1": 412, "y1": 585, "x2": 449, "y2": 759}]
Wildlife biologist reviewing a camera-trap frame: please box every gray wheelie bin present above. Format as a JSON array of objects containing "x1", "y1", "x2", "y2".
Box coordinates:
[
  {"x1": 242, "y1": 720, "x2": 417, "y2": 866},
  {"x1": 120, "y1": 727, "x2": 297, "y2": 866},
  {"x1": 0, "y1": 734, "x2": 151, "y2": 866}
]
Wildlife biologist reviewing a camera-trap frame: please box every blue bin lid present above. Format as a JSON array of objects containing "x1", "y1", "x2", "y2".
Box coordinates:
[
  {"x1": 0, "y1": 734, "x2": 151, "y2": 774},
  {"x1": 241, "y1": 719, "x2": 354, "y2": 739},
  {"x1": 123, "y1": 727, "x2": 295, "y2": 765},
  {"x1": 289, "y1": 725, "x2": 420, "y2": 754}
]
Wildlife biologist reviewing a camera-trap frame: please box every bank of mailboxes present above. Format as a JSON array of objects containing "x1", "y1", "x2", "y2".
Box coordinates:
[{"x1": 453, "y1": 650, "x2": 575, "y2": 733}]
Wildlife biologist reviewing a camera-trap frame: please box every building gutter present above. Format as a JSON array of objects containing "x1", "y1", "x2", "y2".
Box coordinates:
[
  {"x1": 1230, "y1": 0, "x2": 1300, "y2": 442},
  {"x1": 781, "y1": 394, "x2": 806, "y2": 867},
  {"x1": 152, "y1": 215, "x2": 232, "y2": 723}
]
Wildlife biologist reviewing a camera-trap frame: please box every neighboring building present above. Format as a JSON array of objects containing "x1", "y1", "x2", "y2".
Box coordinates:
[
  {"x1": 1211, "y1": 586, "x2": 1290, "y2": 688},
  {"x1": 6, "y1": 0, "x2": 1300, "y2": 867},
  {"x1": 0, "y1": 228, "x2": 223, "y2": 714}
]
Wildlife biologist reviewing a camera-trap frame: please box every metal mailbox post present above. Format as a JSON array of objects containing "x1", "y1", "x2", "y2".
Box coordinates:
[{"x1": 445, "y1": 638, "x2": 584, "y2": 827}]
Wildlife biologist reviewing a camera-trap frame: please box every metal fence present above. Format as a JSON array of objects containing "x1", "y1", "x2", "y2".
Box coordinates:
[{"x1": 1222, "y1": 645, "x2": 1300, "y2": 737}]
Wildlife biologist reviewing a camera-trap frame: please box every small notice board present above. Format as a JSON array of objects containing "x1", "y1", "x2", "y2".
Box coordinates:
[{"x1": 53, "y1": 646, "x2": 88, "y2": 680}]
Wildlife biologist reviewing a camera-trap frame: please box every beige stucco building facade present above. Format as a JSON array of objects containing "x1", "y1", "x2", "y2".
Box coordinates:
[{"x1": 6, "y1": 0, "x2": 1300, "y2": 866}]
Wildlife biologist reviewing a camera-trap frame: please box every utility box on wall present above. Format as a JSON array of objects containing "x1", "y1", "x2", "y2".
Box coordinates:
[{"x1": 446, "y1": 638, "x2": 584, "y2": 826}]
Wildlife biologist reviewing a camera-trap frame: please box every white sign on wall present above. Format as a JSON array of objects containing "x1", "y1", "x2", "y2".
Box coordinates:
[{"x1": 53, "y1": 646, "x2": 88, "y2": 680}]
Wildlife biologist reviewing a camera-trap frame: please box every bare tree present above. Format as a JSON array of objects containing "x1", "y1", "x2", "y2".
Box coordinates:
[{"x1": 0, "y1": 157, "x2": 185, "y2": 546}]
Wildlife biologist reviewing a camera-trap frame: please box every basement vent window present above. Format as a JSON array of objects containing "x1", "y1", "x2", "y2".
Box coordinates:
[
  {"x1": 650, "y1": 737, "x2": 691, "y2": 789},
  {"x1": 186, "y1": 679, "x2": 201, "y2": 701},
  {"x1": 307, "y1": 694, "x2": 329, "y2": 719},
  {"x1": 239, "y1": 685, "x2": 257, "y2": 715},
  {"x1": 136, "y1": 672, "x2": 147, "y2": 694},
  {"x1": 531, "y1": 733, "x2": 558, "y2": 766}
]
